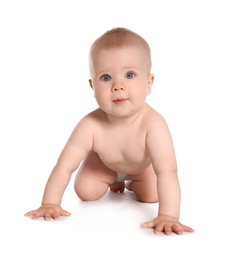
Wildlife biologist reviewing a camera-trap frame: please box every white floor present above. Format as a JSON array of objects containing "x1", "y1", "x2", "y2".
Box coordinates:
[{"x1": 1, "y1": 169, "x2": 225, "y2": 260}]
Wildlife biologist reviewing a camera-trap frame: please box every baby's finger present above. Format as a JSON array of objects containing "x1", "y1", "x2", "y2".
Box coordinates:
[
  {"x1": 44, "y1": 212, "x2": 52, "y2": 221},
  {"x1": 171, "y1": 224, "x2": 183, "y2": 235},
  {"x1": 24, "y1": 210, "x2": 37, "y2": 217},
  {"x1": 164, "y1": 224, "x2": 172, "y2": 235},
  {"x1": 52, "y1": 210, "x2": 60, "y2": 220},
  {"x1": 154, "y1": 222, "x2": 168, "y2": 234},
  {"x1": 140, "y1": 221, "x2": 155, "y2": 229},
  {"x1": 60, "y1": 210, "x2": 71, "y2": 216},
  {"x1": 181, "y1": 224, "x2": 195, "y2": 233},
  {"x1": 25, "y1": 210, "x2": 41, "y2": 219}
]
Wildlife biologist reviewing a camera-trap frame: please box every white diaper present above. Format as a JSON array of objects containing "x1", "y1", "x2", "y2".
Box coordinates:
[{"x1": 116, "y1": 173, "x2": 130, "y2": 182}]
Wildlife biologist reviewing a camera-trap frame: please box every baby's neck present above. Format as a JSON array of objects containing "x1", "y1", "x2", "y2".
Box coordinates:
[{"x1": 103, "y1": 104, "x2": 147, "y2": 126}]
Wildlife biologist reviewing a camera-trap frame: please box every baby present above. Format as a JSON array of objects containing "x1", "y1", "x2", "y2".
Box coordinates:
[{"x1": 25, "y1": 27, "x2": 194, "y2": 235}]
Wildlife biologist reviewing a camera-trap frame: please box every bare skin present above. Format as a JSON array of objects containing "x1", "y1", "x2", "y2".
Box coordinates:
[{"x1": 25, "y1": 29, "x2": 194, "y2": 235}]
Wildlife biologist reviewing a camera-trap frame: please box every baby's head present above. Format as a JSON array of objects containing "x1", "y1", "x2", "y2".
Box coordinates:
[
  {"x1": 88, "y1": 28, "x2": 154, "y2": 117},
  {"x1": 89, "y1": 27, "x2": 152, "y2": 77}
]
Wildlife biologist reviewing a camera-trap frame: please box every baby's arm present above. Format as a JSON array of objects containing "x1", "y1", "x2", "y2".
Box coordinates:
[
  {"x1": 25, "y1": 116, "x2": 94, "y2": 220},
  {"x1": 143, "y1": 113, "x2": 194, "y2": 235}
]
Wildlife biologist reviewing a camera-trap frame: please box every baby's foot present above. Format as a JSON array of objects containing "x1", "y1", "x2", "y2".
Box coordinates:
[{"x1": 109, "y1": 181, "x2": 125, "y2": 193}]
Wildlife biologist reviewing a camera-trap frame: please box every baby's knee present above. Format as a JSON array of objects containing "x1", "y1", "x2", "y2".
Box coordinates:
[
  {"x1": 74, "y1": 181, "x2": 108, "y2": 201},
  {"x1": 135, "y1": 189, "x2": 158, "y2": 203},
  {"x1": 128, "y1": 180, "x2": 158, "y2": 203},
  {"x1": 133, "y1": 186, "x2": 158, "y2": 203},
  {"x1": 137, "y1": 195, "x2": 158, "y2": 203},
  {"x1": 74, "y1": 184, "x2": 94, "y2": 201}
]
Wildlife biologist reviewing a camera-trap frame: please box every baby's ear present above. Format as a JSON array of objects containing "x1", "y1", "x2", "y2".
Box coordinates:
[
  {"x1": 89, "y1": 79, "x2": 93, "y2": 89},
  {"x1": 147, "y1": 74, "x2": 154, "y2": 95}
]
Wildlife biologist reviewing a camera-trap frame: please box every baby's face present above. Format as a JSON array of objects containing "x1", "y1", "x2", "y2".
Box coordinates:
[{"x1": 89, "y1": 46, "x2": 154, "y2": 118}]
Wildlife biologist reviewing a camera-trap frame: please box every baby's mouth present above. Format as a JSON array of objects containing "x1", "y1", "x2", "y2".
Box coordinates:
[{"x1": 113, "y1": 98, "x2": 128, "y2": 105}]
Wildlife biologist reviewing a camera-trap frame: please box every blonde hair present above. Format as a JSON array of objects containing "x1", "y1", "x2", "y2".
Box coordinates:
[{"x1": 89, "y1": 27, "x2": 152, "y2": 70}]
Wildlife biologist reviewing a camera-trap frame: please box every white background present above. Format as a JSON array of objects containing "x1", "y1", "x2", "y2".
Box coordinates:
[{"x1": 1, "y1": 0, "x2": 224, "y2": 259}]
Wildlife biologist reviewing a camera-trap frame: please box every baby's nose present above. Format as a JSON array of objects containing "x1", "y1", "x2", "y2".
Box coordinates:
[{"x1": 112, "y1": 84, "x2": 125, "y2": 92}]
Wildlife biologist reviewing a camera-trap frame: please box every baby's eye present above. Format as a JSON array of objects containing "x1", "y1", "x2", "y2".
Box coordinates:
[
  {"x1": 101, "y1": 74, "x2": 111, "y2": 82},
  {"x1": 125, "y1": 72, "x2": 135, "y2": 79}
]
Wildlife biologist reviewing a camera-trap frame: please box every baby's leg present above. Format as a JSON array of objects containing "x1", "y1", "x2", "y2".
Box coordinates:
[
  {"x1": 127, "y1": 164, "x2": 158, "y2": 203},
  {"x1": 74, "y1": 151, "x2": 117, "y2": 201}
]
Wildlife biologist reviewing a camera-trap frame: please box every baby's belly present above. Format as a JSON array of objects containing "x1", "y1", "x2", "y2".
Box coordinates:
[{"x1": 99, "y1": 154, "x2": 152, "y2": 175}]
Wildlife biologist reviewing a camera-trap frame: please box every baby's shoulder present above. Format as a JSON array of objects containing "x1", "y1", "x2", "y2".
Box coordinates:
[
  {"x1": 143, "y1": 105, "x2": 171, "y2": 139},
  {"x1": 83, "y1": 108, "x2": 105, "y2": 122},
  {"x1": 143, "y1": 104, "x2": 166, "y2": 125},
  {"x1": 77, "y1": 108, "x2": 105, "y2": 129}
]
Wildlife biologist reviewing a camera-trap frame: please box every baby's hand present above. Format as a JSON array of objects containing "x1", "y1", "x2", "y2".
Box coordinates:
[
  {"x1": 24, "y1": 204, "x2": 71, "y2": 220},
  {"x1": 141, "y1": 214, "x2": 194, "y2": 235}
]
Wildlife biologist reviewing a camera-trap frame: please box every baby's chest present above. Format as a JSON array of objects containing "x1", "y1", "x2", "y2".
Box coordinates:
[{"x1": 94, "y1": 132, "x2": 148, "y2": 164}]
